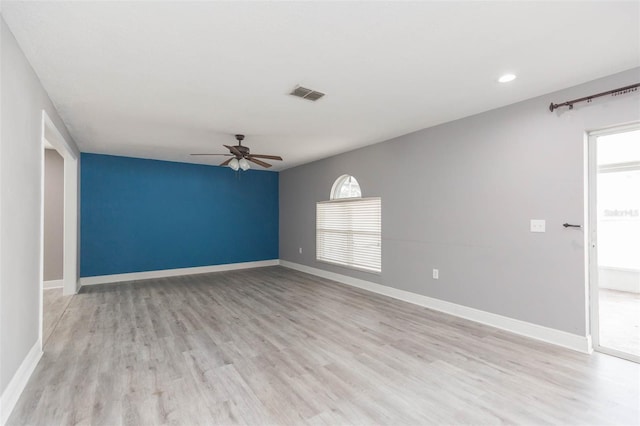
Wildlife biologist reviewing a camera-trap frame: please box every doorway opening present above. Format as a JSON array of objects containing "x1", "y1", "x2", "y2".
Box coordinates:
[
  {"x1": 39, "y1": 111, "x2": 79, "y2": 349},
  {"x1": 42, "y1": 146, "x2": 72, "y2": 344},
  {"x1": 589, "y1": 123, "x2": 640, "y2": 363}
]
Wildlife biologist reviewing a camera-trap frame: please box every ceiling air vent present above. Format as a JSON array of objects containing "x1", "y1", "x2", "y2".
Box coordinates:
[{"x1": 289, "y1": 85, "x2": 325, "y2": 102}]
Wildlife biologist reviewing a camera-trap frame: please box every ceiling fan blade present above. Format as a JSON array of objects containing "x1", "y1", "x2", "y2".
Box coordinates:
[
  {"x1": 247, "y1": 157, "x2": 272, "y2": 168},
  {"x1": 248, "y1": 154, "x2": 283, "y2": 161},
  {"x1": 220, "y1": 158, "x2": 233, "y2": 166},
  {"x1": 190, "y1": 153, "x2": 232, "y2": 156},
  {"x1": 224, "y1": 144, "x2": 242, "y2": 157}
]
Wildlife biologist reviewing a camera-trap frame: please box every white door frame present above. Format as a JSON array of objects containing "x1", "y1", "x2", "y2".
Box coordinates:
[
  {"x1": 39, "y1": 110, "x2": 79, "y2": 347},
  {"x1": 587, "y1": 121, "x2": 640, "y2": 363}
]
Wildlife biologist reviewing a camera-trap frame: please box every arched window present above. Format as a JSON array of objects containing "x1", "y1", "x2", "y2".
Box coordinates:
[
  {"x1": 317, "y1": 175, "x2": 381, "y2": 273},
  {"x1": 331, "y1": 174, "x2": 362, "y2": 200}
]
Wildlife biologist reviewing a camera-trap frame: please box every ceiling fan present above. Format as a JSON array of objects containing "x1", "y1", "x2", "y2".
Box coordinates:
[{"x1": 190, "y1": 134, "x2": 283, "y2": 170}]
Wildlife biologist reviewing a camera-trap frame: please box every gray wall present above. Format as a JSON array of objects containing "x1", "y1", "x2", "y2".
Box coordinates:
[
  {"x1": 44, "y1": 149, "x2": 64, "y2": 281},
  {"x1": 280, "y1": 67, "x2": 640, "y2": 337},
  {"x1": 1, "y1": 17, "x2": 78, "y2": 396}
]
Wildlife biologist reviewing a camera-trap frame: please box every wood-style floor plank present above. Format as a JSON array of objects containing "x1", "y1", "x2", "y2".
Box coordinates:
[
  {"x1": 42, "y1": 288, "x2": 73, "y2": 345},
  {"x1": 8, "y1": 266, "x2": 640, "y2": 425}
]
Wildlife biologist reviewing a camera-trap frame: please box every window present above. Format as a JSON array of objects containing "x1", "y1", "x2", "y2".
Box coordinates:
[
  {"x1": 331, "y1": 174, "x2": 362, "y2": 199},
  {"x1": 317, "y1": 175, "x2": 381, "y2": 273}
]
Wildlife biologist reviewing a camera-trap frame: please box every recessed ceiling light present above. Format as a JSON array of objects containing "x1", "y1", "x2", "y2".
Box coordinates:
[{"x1": 498, "y1": 73, "x2": 517, "y2": 83}]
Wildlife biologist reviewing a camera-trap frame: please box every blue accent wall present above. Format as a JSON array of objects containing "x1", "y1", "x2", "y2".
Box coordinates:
[{"x1": 80, "y1": 153, "x2": 279, "y2": 277}]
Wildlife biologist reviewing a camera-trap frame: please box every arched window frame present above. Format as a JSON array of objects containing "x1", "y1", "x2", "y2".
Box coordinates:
[{"x1": 330, "y1": 174, "x2": 362, "y2": 200}]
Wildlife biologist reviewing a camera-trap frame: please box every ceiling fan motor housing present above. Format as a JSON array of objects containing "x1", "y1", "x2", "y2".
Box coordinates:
[{"x1": 234, "y1": 145, "x2": 250, "y2": 157}]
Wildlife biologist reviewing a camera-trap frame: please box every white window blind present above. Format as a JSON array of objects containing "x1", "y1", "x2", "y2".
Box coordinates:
[{"x1": 316, "y1": 197, "x2": 381, "y2": 273}]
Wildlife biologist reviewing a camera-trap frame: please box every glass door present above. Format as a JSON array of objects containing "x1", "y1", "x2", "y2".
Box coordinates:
[{"x1": 590, "y1": 126, "x2": 640, "y2": 362}]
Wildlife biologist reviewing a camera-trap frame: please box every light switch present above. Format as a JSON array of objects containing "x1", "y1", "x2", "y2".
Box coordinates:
[{"x1": 530, "y1": 219, "x2": 546, "y2": 233}]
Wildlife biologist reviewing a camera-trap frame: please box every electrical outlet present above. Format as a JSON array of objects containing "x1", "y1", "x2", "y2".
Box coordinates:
[
  {"x1": 298, "y1": 247, "x2": 302, "y2": 254},
  {"x1": 530, "y1": 219, "x2": 546, "y2": 233},
  {"x1": 433, "y1": 269, "x2": 439, "y2": 279}
]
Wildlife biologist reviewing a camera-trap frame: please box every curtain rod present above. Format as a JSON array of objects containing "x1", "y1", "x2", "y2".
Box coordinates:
[{"x1": 548, "y1": 83, "x2": 639, "y2": 112}]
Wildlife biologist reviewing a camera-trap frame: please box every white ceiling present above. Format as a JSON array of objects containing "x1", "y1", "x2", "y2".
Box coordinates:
[{"x1": 2, "y1": 1, "x2": 639, "y2": 171}]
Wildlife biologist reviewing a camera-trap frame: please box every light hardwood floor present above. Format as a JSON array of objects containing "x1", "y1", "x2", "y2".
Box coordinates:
[
  {"x1": 9, "y1": 266, "x2": 640, "y2": 425},
  {"x1": 599, "y1": 289, "x2": 640, "y2": 358},
  {"x1": 43, "y1": 288, "x2": 73, "y2": 345}
]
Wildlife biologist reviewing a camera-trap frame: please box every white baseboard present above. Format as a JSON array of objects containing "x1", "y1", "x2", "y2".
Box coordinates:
[
  {"x1": 43, "y1": 279, "x2": 63, "y2": 289},
  {"x1": 598, "y1": 266, "x2": 640, "y2": 293},
  {"x1": 0, "y1": 340, "x2": 43, "y2": 425},
  {"x1": 280, "y1": 260, "x2": 591, "y2": 354},
  {"x1": 79, "y1": 259, "x2": 280, "y2": 286}
]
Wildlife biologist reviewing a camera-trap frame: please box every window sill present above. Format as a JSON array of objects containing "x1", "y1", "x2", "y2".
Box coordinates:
[{"x1": 316, "y1": 258, "x2": 381, "y2": 276}]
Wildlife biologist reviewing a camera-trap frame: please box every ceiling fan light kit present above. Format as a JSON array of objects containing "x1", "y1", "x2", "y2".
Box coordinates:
[{"x1": 190, "y1": 134, "x2": 283, "y2": 171}]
